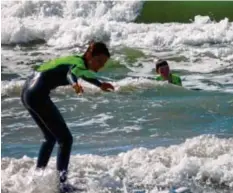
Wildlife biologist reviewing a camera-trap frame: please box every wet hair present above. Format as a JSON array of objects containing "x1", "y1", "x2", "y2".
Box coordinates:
[
  {"x1": 85, "y1": 41, "x2": 110, "y2": 58},
  {"x1": 155, "y1": 59, "x2": 169, "y2": 73}
]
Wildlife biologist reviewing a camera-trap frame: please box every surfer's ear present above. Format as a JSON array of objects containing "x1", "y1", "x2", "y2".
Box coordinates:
[
  {"x1": 89, "y1": 40, "x2": 95, "y2": 46},
  {"x1": 88, "y1": 40, "x2": 95, "y2": 53},
  {"x1": 84, "y1": 41, "x2": 95, "y2": 59}
]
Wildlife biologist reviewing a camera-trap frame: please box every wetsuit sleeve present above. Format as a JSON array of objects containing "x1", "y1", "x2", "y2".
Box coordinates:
[
  {"x1": 173, "y1": 75, "x2": 182, "y2": 86},
  {"x1": 67, "y1": 65, "x2": 102, "y2": 87},
  {"x1": 177, "y1": 77, "x2": 182, "y2": 86},
  {"x1": 67, "y1": 66, "x2": 78, "y2": 85},
  {"x1": 155, "y1": 76, "x2": 163, "y2": 81},
  {"x1": 81, "y1": 77, "x2": 102, "y2": 87}
]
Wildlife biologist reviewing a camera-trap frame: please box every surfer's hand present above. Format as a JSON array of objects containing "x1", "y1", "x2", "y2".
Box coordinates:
[
  {"x1": 72, "y1": 83, "x2": 84, "y2": 94},
  {"x1": 101, "y1": 82, "x2": 114, "y2": 92}
]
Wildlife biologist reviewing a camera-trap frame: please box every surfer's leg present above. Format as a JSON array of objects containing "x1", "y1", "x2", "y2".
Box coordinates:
[
  {"x1": 29, "y1": 98, "x2": 73, "y2": 182},
  {"x1": 21, "y1": 79, "x2": 56, "y2": 169},
  {"x1": 28, "y1": 109, "x2": 56, "y2": 168},
  {"x1": 21, "y1": 77, "x2": 73, "y2": 183}
]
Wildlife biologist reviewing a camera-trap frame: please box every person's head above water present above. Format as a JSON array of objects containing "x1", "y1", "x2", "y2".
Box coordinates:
[
  {"x1": 83, "y1": 41, "x2": 110, "y2": 72},
  {"x1": 155, "y1": 59, "x2": 170, "y2": 79}
]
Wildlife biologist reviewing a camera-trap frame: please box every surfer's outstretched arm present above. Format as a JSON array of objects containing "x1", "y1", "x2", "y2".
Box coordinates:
[{"x1": 67, "y1": 42, "x2": 115, "y2": 93}]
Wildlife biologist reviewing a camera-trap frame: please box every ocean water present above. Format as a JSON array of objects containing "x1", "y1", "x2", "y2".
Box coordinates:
[{"x1": 1, "y1": 1, "x2": 233, "y2": 193}]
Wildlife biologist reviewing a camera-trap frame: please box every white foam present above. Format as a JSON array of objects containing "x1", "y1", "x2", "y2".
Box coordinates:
[
  {"x1": 1, "y1": 135, "x2": 233, "y2": 193},
  {"x1": 71, "y1": 113, "x2": 113, "y2": 128},
  {"x1": 194, "y1": 15, "x2": 212, "y2": 24},
  {"x1": 0, "y1": 78, "x2": 162, "y2": 97},
  {"x1": 2, "y1": 73, "x2": 233, "y2": 99},
  {"x1": 1, "y1": 80, "x2": 25, "y2": 97},
  {"x1": 2, "y1": 1, "x2": 233, "y2": 50},
  {"x1": 98, "y1": 125, "x2": 142, "y2": 135},
  {"x1": 1, "y1": 1, "x2": 143, "y2": 46}
]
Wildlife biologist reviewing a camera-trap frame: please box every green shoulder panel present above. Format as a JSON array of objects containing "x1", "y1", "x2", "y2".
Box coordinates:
[
  {"x1": 155, "y1": 76, "x2": 163, "y2": 81},
  {"x1": 36, "y1": 56, "x2": 82, "y2": 71},
  {"x1": 36, "y1": 55, "x2": 97, "y2": 79},
  {"x1": 171, "y1": 74, "x2": 182, "y2": 86},
  {"x1": 71, "y1": 66, "x2": 97, "y2": 79},
  {"x1": 155, "y1": 74, "x2": 182, "y2": 86}
]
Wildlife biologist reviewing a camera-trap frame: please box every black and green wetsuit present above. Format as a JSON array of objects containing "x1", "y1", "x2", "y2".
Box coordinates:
[
  {"x1": 21, "y1": 55, "x2": 102, "y2": 183},
  {"x1": 33, "y1": 55, "x2": 102, "y2": 93},
  {"x1": 156, "y1": 73, "x2": 182, "y2": 86}
]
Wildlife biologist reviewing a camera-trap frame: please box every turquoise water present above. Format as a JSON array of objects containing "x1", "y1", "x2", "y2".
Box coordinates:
[{"x1": 2, "y1": 81, "x2": 233, "y2": 158}]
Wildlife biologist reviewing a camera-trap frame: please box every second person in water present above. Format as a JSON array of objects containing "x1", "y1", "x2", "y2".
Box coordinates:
[{"x1": 155, "y1": 59, "x2": 182, "y2": 86}]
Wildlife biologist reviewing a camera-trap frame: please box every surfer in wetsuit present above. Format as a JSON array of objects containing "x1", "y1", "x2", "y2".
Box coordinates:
[
  {"x1": 21, "y1": 41, "x2": 114, "y2": 191},
  {"x1": 155, "y1": 59, "x2": 182, "y2": 86}
]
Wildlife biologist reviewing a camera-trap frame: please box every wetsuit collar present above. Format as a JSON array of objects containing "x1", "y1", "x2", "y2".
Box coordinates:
[{"x1": 81, "y1": 55, "x2": 88, "y2": 69}]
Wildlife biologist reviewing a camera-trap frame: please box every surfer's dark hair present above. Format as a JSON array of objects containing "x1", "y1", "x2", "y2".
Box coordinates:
[
  {"x1": 156, "y1": 59, "x2": 169, "y2": 73},
  {"x1": 85, "y1": 41, "x2": 110, "y2": 58}
]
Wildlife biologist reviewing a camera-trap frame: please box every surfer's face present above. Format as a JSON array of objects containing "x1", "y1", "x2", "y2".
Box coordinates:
[
  {"x1": 87, "y1": 54, "x2": 109, "y2": 72},
  {"x1": 158, "y1": 65, "x2": 170, "y2": 77}
]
